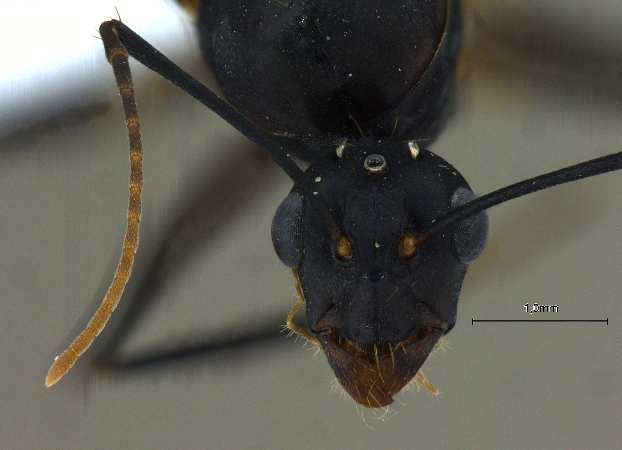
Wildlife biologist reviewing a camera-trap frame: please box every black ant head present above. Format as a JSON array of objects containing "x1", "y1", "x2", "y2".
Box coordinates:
[{"x1": 272, "y1": 139, "x2": 488, "y2": 407}]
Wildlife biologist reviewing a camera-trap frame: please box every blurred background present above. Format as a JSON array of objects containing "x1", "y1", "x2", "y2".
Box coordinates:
[{"x1": 0, "y1": 0, "x2": 620, "y2": 448}]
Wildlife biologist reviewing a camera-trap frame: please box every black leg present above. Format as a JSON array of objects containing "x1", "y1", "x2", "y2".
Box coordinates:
[{"x1": 96, "y1": 317, "x2": 289, "y2": 375}]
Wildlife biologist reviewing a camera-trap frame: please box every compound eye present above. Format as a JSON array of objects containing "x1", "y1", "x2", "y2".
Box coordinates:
[
  {"x1": 271, "y1": 191, "x2": 304, "y2": 268},
  {"x1": 398, "y1": 232, "x2": 418, "y2": 260},
  {"x1": 335, "y1": 235, "x2": 353, "y2": 262},
  {"x1": 450, "y1": 187, "x2": 488, "y2": 263}
]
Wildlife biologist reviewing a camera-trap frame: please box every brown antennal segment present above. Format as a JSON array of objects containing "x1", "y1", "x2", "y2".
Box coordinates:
[{"x1": 45, "y1": 21, "x2": 143, "y2": 388}]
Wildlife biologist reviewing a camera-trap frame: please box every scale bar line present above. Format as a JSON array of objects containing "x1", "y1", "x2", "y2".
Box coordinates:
[{"x1": 472, "y1": 318, "x2": 608, "y2": 325}]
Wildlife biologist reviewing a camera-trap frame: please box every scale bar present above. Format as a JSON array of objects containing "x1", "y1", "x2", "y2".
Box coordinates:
[{"x1": 472, "y1": 318, "x2": 608, "y2": 325}]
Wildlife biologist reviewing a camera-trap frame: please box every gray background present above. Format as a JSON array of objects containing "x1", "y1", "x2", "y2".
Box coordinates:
[{"x1": 1, "y1": 0, "x2": 621, "y2": 448}]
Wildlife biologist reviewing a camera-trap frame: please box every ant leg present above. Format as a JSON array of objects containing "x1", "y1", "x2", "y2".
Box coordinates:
[
  {"x1": 96, "y1": 314, "x2": 289, "y2": 375},
  {"x1": 96, "y1": 268, "x2": 308, "y2": 377}
]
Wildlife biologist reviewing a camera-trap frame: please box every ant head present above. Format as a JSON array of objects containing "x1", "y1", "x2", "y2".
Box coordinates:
[{"x1": 272, "y1": 140, "x2": 488, "y2": 406}]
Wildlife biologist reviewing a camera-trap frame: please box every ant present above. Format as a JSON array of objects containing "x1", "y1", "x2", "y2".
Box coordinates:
[{"x1": 45, "y1": 0, "x2": 621, "y2": 408}]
